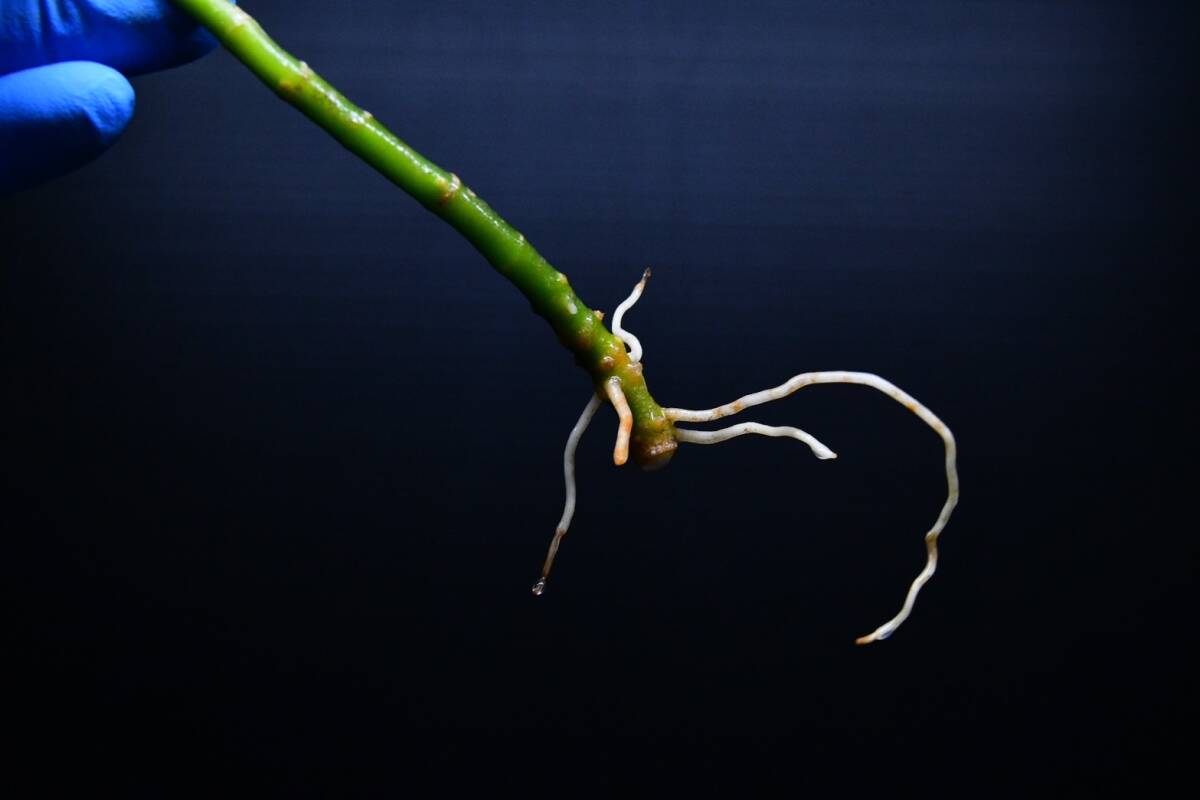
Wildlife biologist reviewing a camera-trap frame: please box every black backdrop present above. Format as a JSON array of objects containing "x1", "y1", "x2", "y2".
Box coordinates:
[{"x1": 3, "y1": 1, "x2": 1194, "y2": 794}]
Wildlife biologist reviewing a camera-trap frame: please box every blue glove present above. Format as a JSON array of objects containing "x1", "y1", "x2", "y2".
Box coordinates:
[{"x1": 0, "y1": 1, "x2": 220, "y2": 193}]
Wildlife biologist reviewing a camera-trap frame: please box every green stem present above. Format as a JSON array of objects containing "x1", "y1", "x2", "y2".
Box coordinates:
[{"x1": 170, "y1": 0, "x2": 676, "y2": 468}]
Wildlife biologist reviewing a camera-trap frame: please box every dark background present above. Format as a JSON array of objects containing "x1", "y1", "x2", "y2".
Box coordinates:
[{"x1": 3, "y1": 0, "x2": 1194, "y2": 794}]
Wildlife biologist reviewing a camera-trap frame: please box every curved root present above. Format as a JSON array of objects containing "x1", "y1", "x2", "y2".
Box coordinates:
[{"x1": 667, "y1": 371, "x2": 958, "y2": 644}]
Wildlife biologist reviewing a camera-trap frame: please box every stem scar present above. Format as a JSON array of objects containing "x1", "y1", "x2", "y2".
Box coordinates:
[{"x1": 438, "y1": 173, "x2": 462, "y2": 206}]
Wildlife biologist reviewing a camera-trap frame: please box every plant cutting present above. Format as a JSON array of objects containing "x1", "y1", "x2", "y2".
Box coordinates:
[{"x1": 169, "y1": 0, "x2": 960, "y2": 644}]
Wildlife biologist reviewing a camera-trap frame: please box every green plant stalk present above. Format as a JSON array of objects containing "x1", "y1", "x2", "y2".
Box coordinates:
[{"x1": 170, "y1": 0, "x2": 676, "y2": 468}]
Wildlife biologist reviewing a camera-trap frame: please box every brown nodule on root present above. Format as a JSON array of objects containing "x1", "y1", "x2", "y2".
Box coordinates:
[
  {"x1": 629, "y1": 412, "x2": 677, "y2": 468},
  {"x1": 633, "y1": 432, "x2": 677, "y2": 470}
]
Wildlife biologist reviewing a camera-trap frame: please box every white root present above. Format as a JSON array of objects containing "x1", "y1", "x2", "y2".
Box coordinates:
[
  {"x1": 537, "y1": 270, "x2": 959, "y2": 646},
  {"x1": 532, "y1": 272, "x2": 653, "y2": 594},
  {"x1": 532, "y1": 394, "x2": 602, "y2": 596},
  {"x1": 674, "y1": 422, "x2": 836, "y2": 460},
  {"x1": 612, "y1": 267, "x2": 650, "y2": 363},
  {"x1": 666, "y1": 371, "x2": 958, "y2": 644},
  {"x1": 605, "y1": 268, "x2": 650, "y2": 467}
]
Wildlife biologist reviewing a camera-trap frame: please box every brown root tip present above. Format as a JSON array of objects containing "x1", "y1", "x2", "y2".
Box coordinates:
[{"x1": 854, "y1": 635, "x2": 874, "y2": 646}]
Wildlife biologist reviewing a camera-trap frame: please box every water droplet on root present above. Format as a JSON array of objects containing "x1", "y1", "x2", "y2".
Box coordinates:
[{"x1": 531, "y1": 578, "x2": 546, "y2": 596}]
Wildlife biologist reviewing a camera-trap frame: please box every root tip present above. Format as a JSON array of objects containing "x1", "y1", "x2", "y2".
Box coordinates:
[
  {"x1": 856, "y1": 627, "x2": 893, "y2": 645},
  {"x1": 532, "y1": 578, "x2": 547, "y2": 596}
]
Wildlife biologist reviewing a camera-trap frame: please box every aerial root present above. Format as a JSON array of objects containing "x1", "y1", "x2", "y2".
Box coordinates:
[
  {"x1": 674, "y1": 422, "x2": 837, "y2": 460},
  {"x1": 854, "y1": 528, "x2": 941, "y2": 645},
  {"x1": 533, "y1": 271, "x2": 652, "y2": 595},
  {"x1": 532, "y1": 394, "x2": 602, "y2": 596},
  {"x1": 612, "y1": 267, "x2": 650, "y2": 362},
  {"x1": 535, "y1": 275, "x2": 957, "y2": 644},
  {"x1": 665, "y1": 371, "x2": 958, "y2": 644},
  {"x1": 604, "y1": 377, "x2": 633, "y2": 466},
  {"x1": 604, "y1": 267, "x2": 650, "y2": 468}
]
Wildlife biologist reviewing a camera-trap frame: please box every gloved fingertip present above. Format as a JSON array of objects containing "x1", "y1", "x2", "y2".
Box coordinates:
[
  {"x1": 82, "y1": 63, "x2": 137, "y2": 148},
  {"x1": 0, "y1": 62, "x2": 136, "y2": 193}
]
